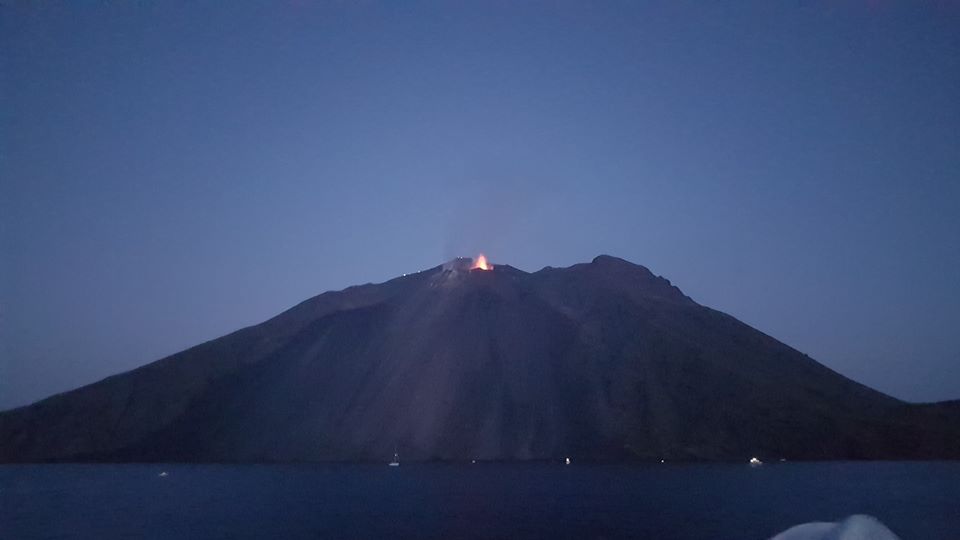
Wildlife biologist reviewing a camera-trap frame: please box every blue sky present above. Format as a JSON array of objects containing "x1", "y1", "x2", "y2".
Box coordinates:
[{"x1": 2, "y1": 1, "x2": 959, "y2": 408}]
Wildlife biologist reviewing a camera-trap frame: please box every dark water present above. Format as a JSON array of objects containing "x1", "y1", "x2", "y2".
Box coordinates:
[{"x1": 2, "y1": 462, "x2": 958, "y2": 539}]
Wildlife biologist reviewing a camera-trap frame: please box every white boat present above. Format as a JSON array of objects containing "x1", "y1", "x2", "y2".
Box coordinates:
[{"x1": 389, "y1": 451, "x2": 400, "y2": 467}]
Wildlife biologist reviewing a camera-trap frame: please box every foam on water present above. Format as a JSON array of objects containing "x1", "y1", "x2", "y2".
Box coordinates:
[{"x1": 770, "y1": 515, "x2": 900, "y2": 540}]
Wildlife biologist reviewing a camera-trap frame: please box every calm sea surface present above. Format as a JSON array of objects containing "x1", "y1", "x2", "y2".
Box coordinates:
[{"x1": 2, "y1": 462, "x2": 958, "y2": 539}]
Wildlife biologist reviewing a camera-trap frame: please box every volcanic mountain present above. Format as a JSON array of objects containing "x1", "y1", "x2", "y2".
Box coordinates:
[{"x1": 2, "y1": 255, "x2": 958, "y2": 463}]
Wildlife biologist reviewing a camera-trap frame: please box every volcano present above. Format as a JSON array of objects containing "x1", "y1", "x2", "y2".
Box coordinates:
[{"x1": 2, "y1": 255, "x2": 958, "y2": 463}]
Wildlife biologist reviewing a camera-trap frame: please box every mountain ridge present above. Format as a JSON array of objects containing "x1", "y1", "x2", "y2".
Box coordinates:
[{"x1": 2, "y1": 255, "x2": 958, "y2": 463}]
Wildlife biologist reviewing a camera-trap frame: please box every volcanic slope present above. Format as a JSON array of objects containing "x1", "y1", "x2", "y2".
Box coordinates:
[{"x1": 2, "y1": 255, "x2": 958, "y2": 462}]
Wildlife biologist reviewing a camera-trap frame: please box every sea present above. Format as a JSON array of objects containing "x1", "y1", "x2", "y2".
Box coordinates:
[{"x1": 2, "y1": 461, "x2": 958, "y2": 539}]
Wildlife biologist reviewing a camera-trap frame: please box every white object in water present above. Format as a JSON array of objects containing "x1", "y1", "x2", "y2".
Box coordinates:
[
  {"x1": 769, "y1": 514, "x2": 900, "y2": 540},
  {"x1": 389, "y1": 451, "x2": 400, "y2": 467},
  {"x1": 749, "y1": 457, "x2": 763, "y2": 466},
  {"x1": 158, "y1": 471, "x2": 168, "y2": 477},
  {"x1": 565, "y1": 457, "x2": 571, "y2": 465}
]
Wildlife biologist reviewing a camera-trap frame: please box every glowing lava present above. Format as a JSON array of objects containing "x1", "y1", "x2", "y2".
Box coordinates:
[{"x1": 472, "y1": 254, "x2": 492, "y2": 271}]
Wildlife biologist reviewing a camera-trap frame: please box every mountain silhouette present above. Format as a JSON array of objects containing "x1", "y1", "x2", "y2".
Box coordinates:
[{"x1": 2, "y1": 255, "x2": 958, "y2": 462}]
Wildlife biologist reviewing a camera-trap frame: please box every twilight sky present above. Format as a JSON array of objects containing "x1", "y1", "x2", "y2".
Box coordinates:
[{"x1": 2, "y1": 1, "x2": 959, "y2": 409}]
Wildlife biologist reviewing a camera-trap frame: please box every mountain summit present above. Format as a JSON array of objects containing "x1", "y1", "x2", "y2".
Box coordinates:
[{"x1": 2, "y1": 256, "x2": 957, "y2": 462}]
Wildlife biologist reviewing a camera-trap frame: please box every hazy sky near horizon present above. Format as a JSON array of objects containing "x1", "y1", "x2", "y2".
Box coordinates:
[{"x1": 2, "y1": 1, "x2": 959, "y2": 409}]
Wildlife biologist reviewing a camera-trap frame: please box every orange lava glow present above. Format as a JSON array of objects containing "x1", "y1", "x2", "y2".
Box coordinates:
[{"x1": 472, "y1": 254, "x2": 492, "y2": 270}]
